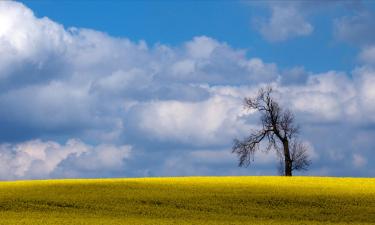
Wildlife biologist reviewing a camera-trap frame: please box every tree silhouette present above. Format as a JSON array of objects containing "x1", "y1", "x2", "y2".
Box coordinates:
[{"x1": 232, "y1": 86, "x2": 310, "y2": 176}]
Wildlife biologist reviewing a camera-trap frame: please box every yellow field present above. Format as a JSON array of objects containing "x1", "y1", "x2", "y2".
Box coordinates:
[{"x1": 0, "y1": 176, "x2": 374, "y2": 224}]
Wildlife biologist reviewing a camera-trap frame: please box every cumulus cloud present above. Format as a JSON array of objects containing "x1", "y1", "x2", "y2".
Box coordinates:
[
  {"x1": 0, "y1": 139, "x2": 131, "y2": 180},
  {"x1": 254, "y1": 4, "x2": 313, "y2": 42},
  {"x1": 0, "y1": 1, "x2": 281, "y2": 143},
  {"x1": 0, "y1": 1, "x2": 374, "y2": 178},
  {"x1": 282, "y1": 71, "x2": 356, "y2": 122},
  {"x1": 126, "y1": 94, "x2": 253, "y2": 146}
]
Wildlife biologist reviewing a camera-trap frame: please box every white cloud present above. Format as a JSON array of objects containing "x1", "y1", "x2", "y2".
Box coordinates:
[
  {"x1": 170, "y1": 59, "x2": 196, "y2": 76},
  {"x1": 128, "y1": 94, "x2": 252, "y2": 146},
  {"x1": 60, "y1": 144, "x2": 131, "y2": 173},
  {"x1": 185, "y1": 36, "x2": 220, "y2": 59},
  {"x1": 254, "y1": 4, "x2": 313, "y2": 42},
  {"x1": 0, "y1": 139, "x2": 131, "y2": 180},
  {"x1": 241, "y1": 58, "x2": 279, "y2": 83},
  {"x1": 283, "y1": 71, "x2": 356, "y2": 122},
  {"x1": 353, "y1": 67, "x2": 375, "y2": 120},
  {"x1": 0, "y1": 1, "x2": 70, "y2": 79}
]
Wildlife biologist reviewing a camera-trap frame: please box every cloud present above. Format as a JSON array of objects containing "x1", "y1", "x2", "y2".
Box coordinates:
[
  {"x1": 283, "y1": 71, "x2": 356, "y2": 123},
  {"x1": 185, "y1": 36, "x2": 220, "y2": 59},
  {"x1": 352, "y1": 153, "x2": 367, "y2": 168},
  {"x1": 0, "y1": 139, "x2": 131, "y2": 180},
  {"x1": 334, "y1": 11, "x2": 375, "y2": 46},
  {"x1": 359, "y1": 46, "x2": 375, "y2": 65},
  {"x1": 253, "y1": 1, "x2": 360, "y2": 43},
  {"x1": 126, "y1": 93, "x2": 252, "y2": 146},
  {"x1": 253, "y1": 3, "x2": 313, "y2": 42},
  {"x1": 0, "y1": 1, "x2": 70, "y2": 87},
  {"x1": 0, "y1": 1, "x2": 281, "y2": 143},
  {"x1": 159, "y1": 148, "x2": 279, "y2": 176},
  {"x1": 333, "y1": 9, "x2": 375, "y2": 67},
  {"x1": 0, "y1": 1, "x2": 374, "y2": 178}
]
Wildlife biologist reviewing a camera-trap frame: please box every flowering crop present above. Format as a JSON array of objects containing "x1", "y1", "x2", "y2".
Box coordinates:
[{"x1": 0, "y1": 176, "x2": 374, "y2": 224}]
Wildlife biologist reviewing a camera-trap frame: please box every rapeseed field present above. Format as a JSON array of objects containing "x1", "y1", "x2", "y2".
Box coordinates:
[{"x1": 0, "y1": 176, "x2": 374, "y2": 224}]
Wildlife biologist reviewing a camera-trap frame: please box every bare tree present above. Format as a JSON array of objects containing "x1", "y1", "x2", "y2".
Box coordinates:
[{"x1": 232, "y1": 86, "x2": 310, "y2": 176}]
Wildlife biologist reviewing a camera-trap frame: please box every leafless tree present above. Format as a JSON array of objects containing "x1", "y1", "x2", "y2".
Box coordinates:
[{"x1": 232, "y1": 86, "x2": 310, "y2": 176}]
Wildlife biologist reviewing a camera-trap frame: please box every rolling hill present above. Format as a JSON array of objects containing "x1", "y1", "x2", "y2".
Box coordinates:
[{"x1": 0, "y1": 176, "x2": 374, "y2": 224}]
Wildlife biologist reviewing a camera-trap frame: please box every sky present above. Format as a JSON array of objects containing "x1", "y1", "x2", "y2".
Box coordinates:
[{"x1": 0, "y1": 0, "x2": 374, "y2": 179}]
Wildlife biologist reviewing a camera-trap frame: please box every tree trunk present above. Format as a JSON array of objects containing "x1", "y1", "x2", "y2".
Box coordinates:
[{"x1": 283, "y1": 139, "x2": 293, "y2": 176}]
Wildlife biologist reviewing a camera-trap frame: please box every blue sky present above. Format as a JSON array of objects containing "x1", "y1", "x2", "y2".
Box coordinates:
[
  {"x1": 0, "y1": 1, "x2": 374, "y2": 179},
  {"x1": 23, "y1": 0, "x2": 357, "y2": 72}
]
